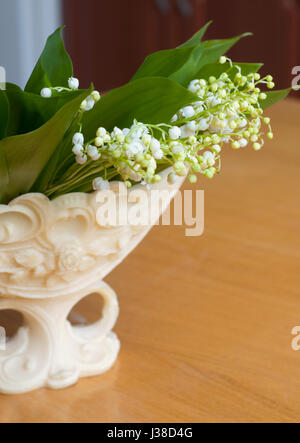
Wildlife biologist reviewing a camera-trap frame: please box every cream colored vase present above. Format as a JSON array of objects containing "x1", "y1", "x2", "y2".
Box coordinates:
[{"x1": 0, "y1": 168, "x2": 184, "y2": 394}]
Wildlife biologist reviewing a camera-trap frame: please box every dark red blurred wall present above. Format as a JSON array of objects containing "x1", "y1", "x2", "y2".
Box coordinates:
[
  {"x1": 205, "y1": 0, "x2": 300, "y2": 91},
  {"x1": 63, "y1": 0, "x2": 300, "y2": 92},
  {"x1": 63, "y1": 0, "x2": 206, "y2": 90}
]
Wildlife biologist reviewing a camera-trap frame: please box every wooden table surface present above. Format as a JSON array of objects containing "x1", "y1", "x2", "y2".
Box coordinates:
[{"x1": 1, "y1": 99, "x2": 300, "y2": 424}]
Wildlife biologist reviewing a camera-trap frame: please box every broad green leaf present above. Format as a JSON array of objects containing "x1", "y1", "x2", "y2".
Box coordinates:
[
  {"x1": 0, "y1": 90, "x2": 9, "y2": 139},
  {"x1": 170, "y1": 33, "x2": 252, "y2": 86},
  {"x1": 132, "y1": 22, "x2": 212, "y2": 81},
  {"x1": 0, "y1": 89, "x2": 89, "y2": 204},
  {"x1": 178, "y1": 21, "x2": 212, "y2": 48},
  {"x1": 132, "y1": 46, "x2": 195, "y2": 81},
  {"x1": 31, "y1": 118, "x2": 81, "y2": 193},
  {"x1": 25, "y1": 27, "x2": 73, "y2": 94},
  {"x1": 195, "y1": 62, "x2": 263, "y2": 81},
  {"x1": 5, "y1": 83, "x2": 85, "y2": 136},
  {"x1": 83, "y1": 77, "x2": 198, "y2": 141},
  {"x1": 261, "y1": 88, "x2": 291, "y2": 109}
]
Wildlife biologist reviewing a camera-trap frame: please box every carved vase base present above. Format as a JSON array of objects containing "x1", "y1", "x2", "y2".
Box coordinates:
[
  {"x1": 0, "y1": 280, "x2": 120, "y2": 395},
  {"x1": 46, "y1": 331, "x2": 120, "y2": 391}
]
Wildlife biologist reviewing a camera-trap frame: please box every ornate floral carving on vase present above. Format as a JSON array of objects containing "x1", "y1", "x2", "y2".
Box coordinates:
[{"x1": 0, "y1": 169, "x2": 184, "y2": 298}]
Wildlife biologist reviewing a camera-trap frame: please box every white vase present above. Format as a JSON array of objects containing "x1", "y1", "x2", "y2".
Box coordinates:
[{"x1": 0, "y1": 168, "x2": 185, "y2": 394}]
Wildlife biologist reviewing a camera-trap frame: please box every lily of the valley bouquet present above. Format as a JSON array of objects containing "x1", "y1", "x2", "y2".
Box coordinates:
[{"x1": 0, "y1": 23, "x2": 289, "y2": 204}]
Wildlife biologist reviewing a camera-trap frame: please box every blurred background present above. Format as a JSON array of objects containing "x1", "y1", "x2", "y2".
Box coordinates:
[{"x1": 0, "y1": 0, "x2": 299, "y2": 92}]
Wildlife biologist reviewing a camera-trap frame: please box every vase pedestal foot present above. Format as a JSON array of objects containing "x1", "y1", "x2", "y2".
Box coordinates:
[{"x1": 0, "y1": 280, "x2": 120, "y2": 394}]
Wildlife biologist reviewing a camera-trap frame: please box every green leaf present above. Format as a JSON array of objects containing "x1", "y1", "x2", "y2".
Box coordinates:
[
  {"x1": 132, "y1": 22, "x2": 212, "y2": 81},
  {"x1": 131, "y1": 27, "x2": 251, "y2": 88},
  {"x1": 261, "y1": 88, "x2": 291, "y2": 109},
  {"x1": 170, "y1": 33, "x2": 252, "y2": 86},
  {"x1": 195, "y1": 61, "x2": 263, "y2": 80},
  {"x1": 5, "y1": 83, "x2": 85, "y2": 136},
  {"x1": 0, "y1": 89, "x2": 89, "y2": 204},
  {"x1": 178, "y1": 21, "x2": 212, "y2": 48},
  {"x1": 0, "y1": 90, "x2": 9, "y2": 139},
  {"x1": 83, "y1": 77, "x2": 198, "y2": 141},
  {"x1": 25, "y1": 27, "x2": 73, "y2": 94},
  {"x1": 31, "y1": 118, "x2": 80, "y2": 193},
  {"x1": 132, "y1": 46, "x2": 195, "y2": 81}
]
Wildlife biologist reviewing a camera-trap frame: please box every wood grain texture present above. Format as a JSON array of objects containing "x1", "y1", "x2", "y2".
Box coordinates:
[{"x1": 0, "y1": 99, "x2": 300, "y2": 423}]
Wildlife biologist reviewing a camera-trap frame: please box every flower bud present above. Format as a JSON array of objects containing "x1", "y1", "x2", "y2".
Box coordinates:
[
  {"x1": 232, "y1": 141, "x2": 241, "y2": 149},
  {"x1": 204, "y1": 168, "x2": 215, "y2": 179},
  {"x1": 169, "y1": 126, "x2": 181, "y2": 140},
  {"x1": 174, "y1": 161, "x2": 187, "y2": 176},
  {"x1": 87, "y1": 145, "x2": 99, "y2": 160},
  {"x1": 72, "y1": 144, "x2": 83, "y2": 156},
  {"x1": 192, "y1": 163, "x2": 201, "y2": 173},
  {"x1": 93, "y1": 177, "x2": 110, "y2": 191},
  {"x1": 80, "y1": 100, "x2": 88, "y2": 111},
  {"x1": 84, "y1": 97, "x2": 95, "y2": 111},
  {"x1": 153, "y1": 149, "x2": 164, "y2": 160},
  {"x1": 68, "y1": 77, "x2": 79, "y2": 90},
  {"x1": 76, "y1": 153, "x2": 87, "y2": 165},
  {"x1": 168, "y1": 172, "x2": 178, "y2": 184},
  {"x1": 142, "y1": 134, "x2": 152, "y2": 145},
  {"x1": 150, "y1": 138, "x2": 161, "y2": 152},
  {"x1": 189, "y1": 174, "x2": 197, "y2": 184},
  {"x1": 41, "y1": 88, "x2": 52, "y2": 98},
  {"x1": 95, "y1": 137, "x2": 104, "y2": 147},
  {"x1": 181, "y1": 106, "x2": 195, "y2": 119},
  {"x1": 91, "y1": 90, "x2": 101, "y2": 102},
  {"x1": 96, "y1": 127, "x2": 107, "y2": 138},
  {"x1": 253, "y1": 143, "x2": 262, "y2": 151},
  {"x1": 198, "y1": 118, "x2": 209, "y2": 131},
  {"x1": 212, "y1": 144, "x2": 221, "y2": 153},
  {"x1": 153, "y1": 174, "x2": 162, "y2": 183},
  {"x1": 239, "y1": 138, "x2": 248, "y2": 148},
  {"x1": 72, "y1": 132, "x2": 84, "y2": 146}
]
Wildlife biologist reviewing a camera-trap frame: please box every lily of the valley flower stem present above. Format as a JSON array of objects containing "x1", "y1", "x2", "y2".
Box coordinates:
[
  {"x1": 41, "y1": 77, "x2": 101, "y2": 112},
  {"x1": 44, "y1": 57, "x2": 275, "y2": 198}
]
